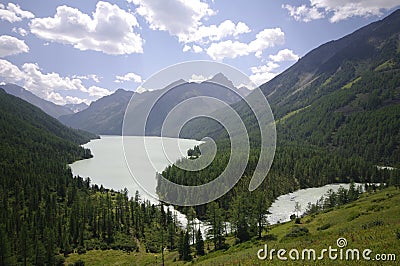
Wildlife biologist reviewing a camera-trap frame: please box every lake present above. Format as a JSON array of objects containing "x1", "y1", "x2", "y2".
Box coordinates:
[
  {"x1": 70, "y1": 135, "x2": 201, "y2": 203},
  {"x1": 70, "y1": 136, "x2": 361, "y2": 231},
  {"x1": 70, "y1": 135, "x2": 206, "y2": 234}
]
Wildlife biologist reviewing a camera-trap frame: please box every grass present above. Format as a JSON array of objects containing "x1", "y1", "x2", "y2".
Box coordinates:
[
  {"x1": 374, "y1": 60, "x2": 396, "y2": 72},
  {"x1": 341, "y1": 77, "x2": 362, "y2": 89},
  {"x1": 276, "y1": 105, "x2": 311, "y2": 124},
  {"x1": 65, "y1": 187, "x2": 400, "y2": 265}
]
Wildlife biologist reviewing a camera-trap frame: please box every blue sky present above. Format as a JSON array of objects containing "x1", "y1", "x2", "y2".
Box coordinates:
[{"x1": 0, "y1": 0, "x2": 398, "y2": 105}]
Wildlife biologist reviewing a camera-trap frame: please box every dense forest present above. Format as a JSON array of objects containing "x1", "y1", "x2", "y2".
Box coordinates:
[
  {"x1": 0, "y1": 89, "x2": 191, "y2": 265},
  {"x1": 158, "y1": 9, "x2": 400, "y2": 245}
]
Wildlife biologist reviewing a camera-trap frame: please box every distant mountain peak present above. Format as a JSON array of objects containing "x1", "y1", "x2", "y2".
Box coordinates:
[
  {"x1": 1, "y1": 83, "x2": 73, "y2": 118},
  {"x1": 207, "y1": 73, "x2": 235, "y2": 89}
]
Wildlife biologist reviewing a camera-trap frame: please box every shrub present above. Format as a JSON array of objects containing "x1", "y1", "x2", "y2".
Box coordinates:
[
  {"x1": 77, "y1": 246, "x2": 86, "y2": 254},
  {"x1": 285, "y1": 226, "x2": 309, "y2": 238},
  {"x1": 317, "y1": 223, "x2": 331, "y2": 231},
  {"x1": 362, "y1": 220, "x2": 384, "y2": 230}
]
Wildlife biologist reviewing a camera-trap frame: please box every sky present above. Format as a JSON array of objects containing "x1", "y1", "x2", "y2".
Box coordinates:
[{"x1": 0, "y1": 0, "x2": 398, "y2": 105}]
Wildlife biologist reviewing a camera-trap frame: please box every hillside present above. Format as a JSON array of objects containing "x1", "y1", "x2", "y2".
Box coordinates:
[
  {"x1": 65, "y1": 186, "x2": 400, "y2": 265},
  {"x1": 158, "y1": 8, "x2": 400, "y2": 241},
  {"x1": 0, "y1": 88, "x2": 180, "y2": 265},
  {"x1": 1, "y1": 83, "x2": 74, "y2": 118}
]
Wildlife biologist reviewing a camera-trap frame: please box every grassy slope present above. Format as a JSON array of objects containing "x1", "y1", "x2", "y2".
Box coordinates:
[{"x1": 65, "y1": 187, "x2": 400, "y2": 265}]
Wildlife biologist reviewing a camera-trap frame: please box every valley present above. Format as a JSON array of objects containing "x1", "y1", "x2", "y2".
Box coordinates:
[{"x1": 0, "y1": 7, "x2": 399, "y2": 266}]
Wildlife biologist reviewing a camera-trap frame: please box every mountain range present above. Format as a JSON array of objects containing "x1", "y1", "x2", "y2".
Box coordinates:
[
  {"x1": 1, "y1": 83, "x2": 75, "y2": 118},
  {"x1": 181, "y1": 9, "x2": 400, "y2": 167},
  {"x1": 59, "y1": 73, "x2": 250, "y2": 135}
]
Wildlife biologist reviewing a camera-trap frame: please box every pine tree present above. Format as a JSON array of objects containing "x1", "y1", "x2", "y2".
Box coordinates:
[{"x1": 195, "y1": 228, "x2": 205, "y2": 256}]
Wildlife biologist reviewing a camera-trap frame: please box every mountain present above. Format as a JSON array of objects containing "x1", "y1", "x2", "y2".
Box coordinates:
[
  {"x1": 64, "y1": 102, "x2": 88, "y2": 113},
  {"x1": 59, "y1": 88, "x2": 134, "y2": 135},
  {"x1": 159, "y1": 10, "x2": 400, "y2": 220},
  {"x1": 1, "y1": 83, "x2": 74, "y2": 118},
  {"x1": 60, "y1": 74, "x2": 249, "y2": 135},
  {"x1": 0, "y1": 88, "x2": 156, "y2": 264},
  {"x1": 182, "y1": 9, "x2": 400, "y2": 167},
  {"x1": 260, "y1": 9, "x2": 400, "y2": 118}
]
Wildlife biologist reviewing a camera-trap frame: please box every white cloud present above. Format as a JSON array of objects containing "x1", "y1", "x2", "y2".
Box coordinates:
[
  {"x1": 88, "y1": 85, "x2": 112, "y2": 97},
  {"x1": 181, "y1": 20, "x2": 251, "y2": 43},
  {"x1": 207, "y1": 28, "x2": 285, "y2": 61},
  {"x1": 192, "y1": 44, "x2": 203, "y2": 53},
  {"x1": 249, "y1": 63, "x2": 281, "y2": 86},
  {"x1": 130, "y1": 0, "x2": 251, "y2": 45},
  {"x1": 115, "y1": 72, "x2": 142, "y2": 83},
  {"x1": 250, "y1": 62, "x2": 280, "y2": 74},
  {"x1": 282, "y1": 4, "x2": 325, "y2": 22},
  {"x1": 207, "y1": 40, "x2": 250, "y2": 61},
  {"x1": 0, "y1": 59, "x2": 25, "y2": 81},
  {"x1": 0, "y1": 3, "x2": 34, "y2": 23},
  {"x1": 0, "y1": 35, "x2": 29, "y2": 57},
  {"x1": 183, "y1": 44, "x2": 203, "y2": 53},
  {"x1": 12, "y1": 27, "x2": 28, "y2": 37},
  {"x1": 72, "y1": 74, "x2": 101, "y2": 83},
  {"x1": 249, "y1": 62, "x2": 279, "y2": 86},
  {"x1": 0, "y1": 59, "x2": 110, "y2": 104},
  {"x1": 30, "y1": 1, "x2": 143, "y2": 55},
  {"x1": 283, "y1": 0, "x2": 400, "y2": 23},
  {"x1": 22, "y1": 63, "x2": 87, "y2": 99},
  {"x1": 269, "y1": 49, "x2": 299, "y2": 62},
  {"x1": 130, "y1": 0, "x2": 214, "y2": 38},
  {"x1": 65, "y1": 95, "x2": 89, "y2": 105},
  {"x1": 249, "y1": 72, "x2": 278, "y2": 86},
  {"x1": 189, "y1": 74, "x2": 211, "y2": 83}
]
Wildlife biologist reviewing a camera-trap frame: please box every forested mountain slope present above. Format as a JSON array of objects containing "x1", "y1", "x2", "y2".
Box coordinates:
[
  {"x1": 0, "y1": 89, "x2": 177, "y2": 265},
  {"x1": 160, "y1": 10, "x2": 400, "y2": 233},
  {"x1": 1, "y1": 83, "x2": 74, "y2": 118}
]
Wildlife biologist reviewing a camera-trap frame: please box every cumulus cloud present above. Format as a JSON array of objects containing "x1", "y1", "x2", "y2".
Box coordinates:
[
  {"x1": 130, "y1": 0, "x2": 214, "y2": 37},
  {"x1": 0, "y1": 3, "x2": 34, "y2": 23},
  {"x1": 189, "y1": 74, "x2": 211, "y2": 83},
  {"x1": 183, "y1": 44, "x2": 203, "y2": 53},
  {"x1": 65, "y1": 95, "x2": 89, "y2": 105},
  {"x1": 30, "y1": 1, "x2": 143, "y2": 55},
  {"x1": 130, "y1": 0, "x2": 250, "y2": 45},
  {"x1": 0, "y1": 59, "x2": 111, "y2": 104},
  {"x1": 249, "y1": 63, "x2": 280, "y2": 86},
  {"x1": 87, "y1": 85, "x2": 112, "y2": 97},
  {"x1": 22, "y1": 63, "x2": 87, "y2": 96},
  {"x1": 115, "y1": 72, "x2": 142, "y2": 83},
  {"x1": 72, "y1": 74, "x2": 101, "y2": 83},
  {"x1": 282, "y1": 4, "x2": 325, "y2": 22},
  {"x1": 0, "y1": 59, "x2": 25, "y2": 81},
  {"x1": 0, "y1": 35, "x2": 29, "y2": 57},
  {"x1": 181, "y1": 20, "x2": 251, "y2": 43},
  {"x1": 12, "y1": 27, "x2": 28, "y2": 37},
  {"x1": 207, "y1": 28, "x2": 285, "y2": 61},
  {"x1": 207, "y1": 40, "x2": 250, "y2": 61},
  {"x1": 283, "y1": 0, "x2": 399, "y2": 23},
  {"x1": 192, "y1": 44, "x2": 203, "y2": 53},
  {"x1": 269, "y1": 49, "x2": 299, "y2": 62}
]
